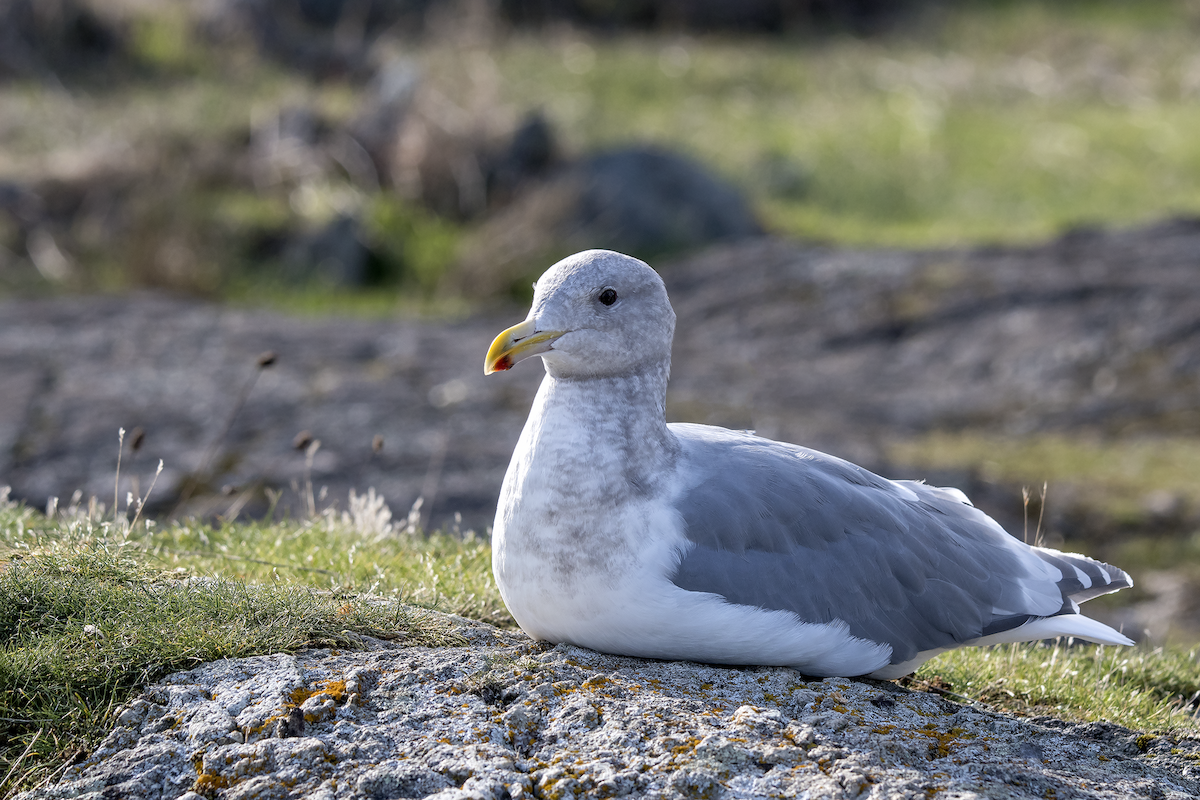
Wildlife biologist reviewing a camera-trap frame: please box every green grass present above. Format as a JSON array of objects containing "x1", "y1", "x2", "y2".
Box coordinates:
[
  {"x1": 137, "y1": 518, "x2": 509, "y2": 628},
  {"x1": 914, "y1": 639, "x2": 1200, "y2": 733},
  {"x1": 481, "y1": 0, "x2": 1200, "y2": 247},
  {"x1": 888, "y1": 432, "x2": 1200, "y2": 525},
  {"x1": 0, "y1": 493, "x2": 498, "y2": 796},
  {"x1": 0, "y1": 547, "x2": 462, "y2": 795}
]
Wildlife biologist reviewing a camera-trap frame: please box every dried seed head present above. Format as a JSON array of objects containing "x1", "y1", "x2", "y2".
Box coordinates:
[
  {"x1": 293, "y1": 430, "x2": 313, "y2": 450},
  {"x1": 130, "y1": 427, "x2": 145, "y2": 452},
  {"x1": 372, "y1": 434, "x2": 384, "y2": 454},
  {"x1": 221, "y1": 484, "x2": 240, "y2": 496},
  {"x1": 257, "y1": 351, "x2": 278, "y2": 368}
]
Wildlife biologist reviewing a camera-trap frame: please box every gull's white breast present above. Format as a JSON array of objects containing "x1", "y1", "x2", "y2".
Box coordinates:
[{"x1": 492, "y1": 404, "x2": 893, "y2": 677}]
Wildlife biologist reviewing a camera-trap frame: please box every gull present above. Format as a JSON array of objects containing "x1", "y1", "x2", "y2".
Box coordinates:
[{"x1": 484, "y1": 249, "x2": 1133, "y2": 678}]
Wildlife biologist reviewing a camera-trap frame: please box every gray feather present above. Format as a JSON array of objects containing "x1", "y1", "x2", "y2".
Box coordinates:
[{"x1": 667, "y1": 424, "x2": 1132, "y2": 666}]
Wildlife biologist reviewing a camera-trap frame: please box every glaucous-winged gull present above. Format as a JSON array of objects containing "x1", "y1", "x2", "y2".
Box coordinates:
[{"x1": 484, "y1": 249, "x2": 1133, "y2": 678}]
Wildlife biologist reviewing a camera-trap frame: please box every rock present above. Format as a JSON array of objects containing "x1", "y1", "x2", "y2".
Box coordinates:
[
  {"x1": 483, "y1": 112, "x2": 558, "y2": 208},
  {"x1": 346, "y1": 59, "x2": 422, "y2": 190},
  {"x1": 663, "y1": 217, "x2": 1200, "y2": 464},
  {"x1": 281, "y1": 214, "x2": 374, "y2": 286},
  {"x1": 565, "y1": 147, "x2": 761, "y2": 251},
  {"x1": 0, "y1": 363, "x2": 41, "y2": 479},
  {"x1": 0, "y1": 0, "x2": 124, "y2": 81},
  {"x1": 16, "y1": 611, "x2": 1200, "y2": 800},
  {"x1": 0, "y1": 292, "x2": 531, "y2": 527},
  {"x1": 383, "y1": 101, "x2": 556, "y2": 221},
  {"x1": 452, "y1": 146, "x2": 762, "y2": 297},
  {"x1": 207, "y1": 0, "x2": 433, "y2": 80},
  {"x1": 3, "y1": 220, "x2": 1200, "y2": 534}
]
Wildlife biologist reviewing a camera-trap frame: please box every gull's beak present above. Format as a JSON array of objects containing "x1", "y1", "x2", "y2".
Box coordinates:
[{"x1": 485, "y1": 319, "x2": 565, "y2": 374}]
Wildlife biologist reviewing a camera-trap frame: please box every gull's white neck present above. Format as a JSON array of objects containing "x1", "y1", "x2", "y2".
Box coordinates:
[
  {"x1": 492, "y1": 360, "x2": 681, "y2": 630},
  {"x1": 529, "y1": 362, "x2": 678, "y2": 495}
]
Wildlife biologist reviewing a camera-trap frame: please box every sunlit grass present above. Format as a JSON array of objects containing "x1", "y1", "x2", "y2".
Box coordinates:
[
  {"x1": 1, "y1": 497, "x2": 509, "y2": 629},
  {"x1": 887, "y1": 432, "x2": 1200, "y2": 525},
  {"x1": 0, "y1": 493, "x2": 496, "y2": 796},
  {"x1": 917, "y1": 639, "x2": 1200, "y2": 734},
  {"x1": 139, "y1": 519, "x2": 509, "y2": 627}
]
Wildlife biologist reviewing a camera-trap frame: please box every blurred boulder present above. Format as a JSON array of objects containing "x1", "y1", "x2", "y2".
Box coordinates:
[
  {"x1": 452, "y1": 145, "x2": 761, "y2": 297},
  {"x1": 0, "y1": 0, "x2": 124, "y2": 80},
  {"x1": 346, "y1": 59, "x2": 422, "y2": 189},
  {"x1": 496, "y1": 0, "x2": 919, "y2": 33},
  {"x1": 383, "y1": 105, "x2": 558, "y2": 220},
  {"x1": 248, "y1": 106, "x2": 339, "y2": 188},
  {"x1": 0, "y1": 182, "x2": 43, "y2": 271},
  {"x1": 0, "y1": 178, "x2": 91, "y2": 288},
  {"x1": 282, "y1": 214, "x2": 375, "y2": 285},
  {"x1": 485, "y1": 112, "x2": 558, "y2": 206},
  {"x1": 211, "y1": 0, "x2": 437, "y2": 79}
]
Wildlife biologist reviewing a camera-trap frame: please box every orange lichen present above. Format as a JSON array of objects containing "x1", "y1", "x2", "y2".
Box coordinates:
[
  {"x1": 192, "y1": 771, "x2": 230, "y2": 797},
  {"x1": 289, "y1": 686, "x2": 315, "y2": 706},
  {"x1": 915, "y1": 725, "x2": 973, "y2": 759}
]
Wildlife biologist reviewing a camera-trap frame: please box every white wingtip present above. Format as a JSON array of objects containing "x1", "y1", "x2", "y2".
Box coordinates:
[{"x1": 973, "y1": 614, "x2": 1135, "y2": 648}]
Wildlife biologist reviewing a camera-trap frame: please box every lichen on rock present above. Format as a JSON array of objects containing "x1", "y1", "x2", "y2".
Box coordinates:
[{"x1": 17, "y1": 613, "x2": 1200, "y2": 799}]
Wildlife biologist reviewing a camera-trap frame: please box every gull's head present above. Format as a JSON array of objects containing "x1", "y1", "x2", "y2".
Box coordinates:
[{"x1": 485, "y1": 250, "x2": 675, "y2": 380}]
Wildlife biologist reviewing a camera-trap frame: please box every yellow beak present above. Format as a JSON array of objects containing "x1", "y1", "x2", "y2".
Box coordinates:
[{"x1": 485, "y1": 319, "x2": 566, "y2": 374}]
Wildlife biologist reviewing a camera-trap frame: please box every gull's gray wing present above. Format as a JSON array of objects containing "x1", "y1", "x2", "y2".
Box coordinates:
[{"x1": 667, "y1": 423, "x2": 1131, "y2": 666}]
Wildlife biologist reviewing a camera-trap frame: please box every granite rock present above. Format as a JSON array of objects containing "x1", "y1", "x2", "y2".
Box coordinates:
[{"x1": 17, "y1": 612, "x2": 1200, "y2": 800}]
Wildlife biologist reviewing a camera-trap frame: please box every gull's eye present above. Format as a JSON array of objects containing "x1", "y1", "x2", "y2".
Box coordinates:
[{"x1": 598, "y1": 288, "x2": 618, "y2": 306}]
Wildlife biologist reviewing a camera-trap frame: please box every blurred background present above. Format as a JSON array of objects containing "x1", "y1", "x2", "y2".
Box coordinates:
[{"x1": 1, "y1": 0, "x2": 1200, "y2": 640}]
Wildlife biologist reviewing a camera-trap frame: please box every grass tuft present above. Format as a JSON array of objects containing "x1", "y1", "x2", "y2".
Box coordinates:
[
  {"x1": 915, "y1": 639, "x2": 1200, "y2": 733},
  {"x1": 0, "y1": 502, "x2": 471, "y2": 796}
]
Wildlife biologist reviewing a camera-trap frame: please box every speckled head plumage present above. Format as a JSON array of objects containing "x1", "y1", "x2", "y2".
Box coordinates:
[{"x1": 485, "y1": 249, "x2": 675, "y2": 381}]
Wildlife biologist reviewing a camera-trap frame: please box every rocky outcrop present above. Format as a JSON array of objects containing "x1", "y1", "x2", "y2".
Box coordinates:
[
  {"x1": 2, "y1": 220, "x2": 1199, "y2": 532},
  {"x1": 452, "y1": 147, "x2": 762, "y2": 297},
  {"x1": 663, "y1": 217, "x2": 1200, "y2": 461},
  {"x1": 0, "y1": 293, "x2": 529, "y2": 527},
  {"x1": 17, "y1": 612, "x2": 1200, "y2": 800},
  {"x1": 0, "y1": 0, "x2": 124, "y2": 81}
]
